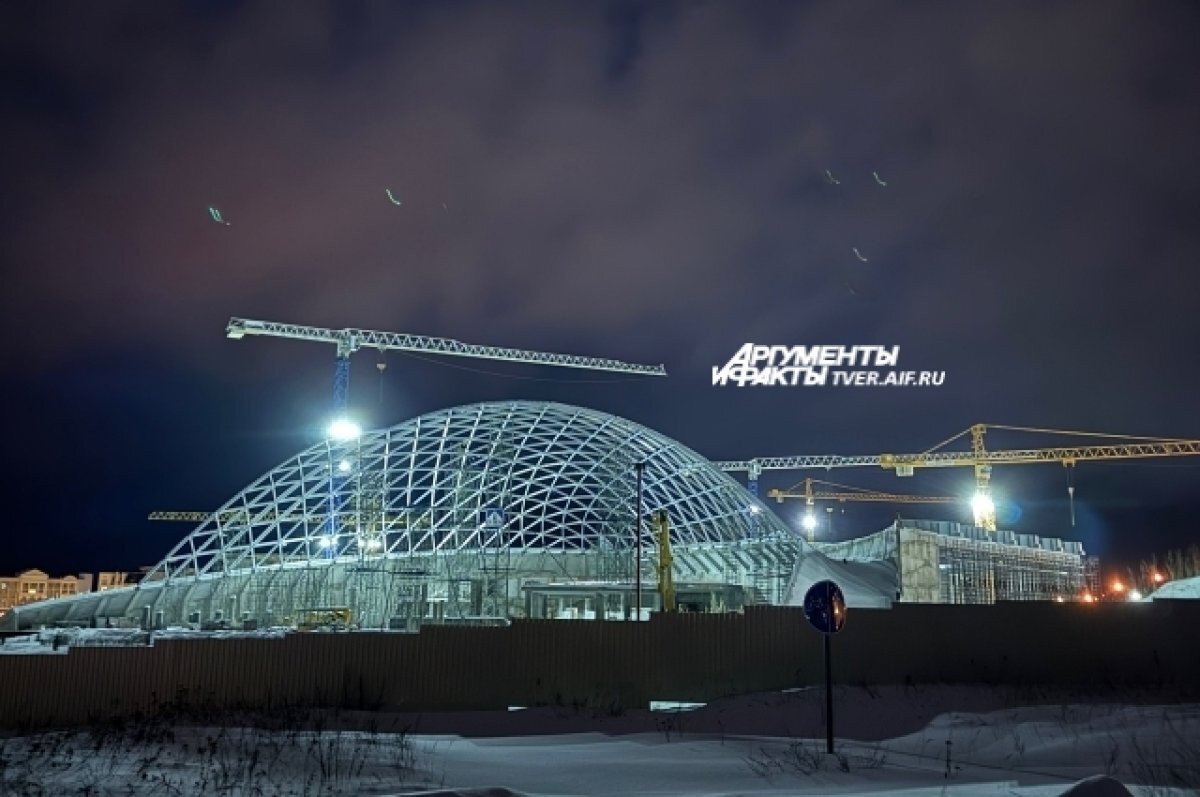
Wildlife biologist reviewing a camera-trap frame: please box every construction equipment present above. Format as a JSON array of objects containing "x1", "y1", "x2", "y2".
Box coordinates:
[
  {"x1": 226, "y1": 317, "x2": 667, "y2": 414},
  {"x1": 767, "y1": 478, "x2": 958, "y2": 541},
  {"x1": 147, "y1": 510, "x2": 419, "y2": 526},
  {"x1": 768, "y1": 478, "x2": 960, "y2": 506},
  {"x1": 650, "y1": 510, "x2": 675, "y2": 612},
  {"x1": 297, "y1": 607, "x2": 353, "y2": 632},
  {"x1": 716, "y1": 424, "x2": 1200, "y2": 532}
]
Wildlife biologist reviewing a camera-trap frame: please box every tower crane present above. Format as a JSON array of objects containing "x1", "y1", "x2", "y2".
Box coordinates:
[
  {"x1": 715, "y1": 424, "x2": 1200, "y2": 532},
  {"x1": 765, "y1": 478, "x2": 958, "y2": 541},
  {"x1": 226, "y1": 317, "x2": 667, "y2": 416},
  {"x1": 650, "y1": 510, "x2": 675, "y2": 613}
]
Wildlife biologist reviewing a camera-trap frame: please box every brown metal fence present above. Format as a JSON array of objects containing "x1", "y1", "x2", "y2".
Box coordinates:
[{"x1": 2, "y1": 602, "x2": 1197, "y2": 728}]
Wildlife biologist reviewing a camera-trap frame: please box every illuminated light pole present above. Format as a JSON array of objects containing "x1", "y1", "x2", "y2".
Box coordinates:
[
  {"x1": 802, "y1": 511, "x2": 818, "y2": 541},
  {"x1": 324, "y1": 418, "x2": 363, "y2": 559}
]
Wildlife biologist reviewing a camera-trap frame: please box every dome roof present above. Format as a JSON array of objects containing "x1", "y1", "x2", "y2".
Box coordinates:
[{"x1": 147, "y1": 401, "x2": 786, "y2": 580}]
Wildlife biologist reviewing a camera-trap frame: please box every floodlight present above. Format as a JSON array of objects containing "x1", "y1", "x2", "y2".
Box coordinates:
[
  {"x1": 319, "y1": 535, "x2": 334, "y2": 548},
  {"x1": 1129, "y1": 590, "x2": 1143, "y2": 601},
  {"x1": 970, "y1": 492, "x2": 994, "y2": 524},
  {"x1": 338, "y1": 459, "x2": 352, "y2": 473},
  {"x1": 802, "y1": 512, "x2": 818, "y2": 532},
  {"x1": 327, "y1": 418, "x2": 362, "y2": 441}
]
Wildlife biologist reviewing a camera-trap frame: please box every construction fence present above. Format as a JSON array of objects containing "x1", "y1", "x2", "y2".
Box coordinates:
[{"x1": 2, "y1": 601, "x2": 1198, "y2": 728}]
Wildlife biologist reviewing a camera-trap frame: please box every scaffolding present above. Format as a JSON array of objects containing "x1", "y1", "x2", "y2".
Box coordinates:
[{"x1": 815, "y1": 520, "x2": 1088, "y2": 604}]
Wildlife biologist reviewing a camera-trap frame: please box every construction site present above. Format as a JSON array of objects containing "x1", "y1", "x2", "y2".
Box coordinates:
[{"x1": 5, "y1": 318, "x2": 1199, "y2": 632}]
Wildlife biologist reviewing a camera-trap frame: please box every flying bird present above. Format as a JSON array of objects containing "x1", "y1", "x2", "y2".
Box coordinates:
[
  {"x1": 824, "y1": 169, "x2": 840, "y2": 185},
  {"x1": 853, "y1": 248, "x2": 868, "y2": 262},
  {"x1": 385, "y1": 189, "x2": 402, "y2": 206},
  {"x1": 873, "y1": 171, "x2": 887, "y2": 187},
  {"x1": 208, "y1": 207, "x2": 230, "y2": 226}
]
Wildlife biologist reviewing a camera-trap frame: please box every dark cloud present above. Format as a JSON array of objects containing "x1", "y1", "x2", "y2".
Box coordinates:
[{"x1": 1, "y1": 1, "x2": 1198, "y2": 573}]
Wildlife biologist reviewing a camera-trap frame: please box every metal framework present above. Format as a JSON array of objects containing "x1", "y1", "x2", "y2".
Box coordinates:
[
  {"x1": 767, "y1": 478, "x2": 959, "y2": 505},
  {"x1": 145, "y1": 401, "x2": 785, "y2": 584},
  {"x1": 227, "y1": 317, "x2": 667, "y2": 413},
  {"x1": 717, "y1": 424, "x2": 1200, "y2": 530}
]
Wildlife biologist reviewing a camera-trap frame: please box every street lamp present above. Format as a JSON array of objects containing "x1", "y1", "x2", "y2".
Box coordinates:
[
  {"x1": 634, "y1": 460, "x2": 646, "y2": 621},
  {"x1": 802, "y1": 511, "x2": 818, "y2": 540},
  {"x1": 327, "y1": 418, "x2": 362, "y2": 441}
]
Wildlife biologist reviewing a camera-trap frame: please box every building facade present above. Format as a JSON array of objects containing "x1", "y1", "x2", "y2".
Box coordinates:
[{"x1": 0, "y1": 570, "x2": 91, "y2": 616}]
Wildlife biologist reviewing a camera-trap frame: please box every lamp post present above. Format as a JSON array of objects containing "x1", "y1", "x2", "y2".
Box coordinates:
[{"x1": 634, "y1": 461, "x2": 645, "y2": 621}]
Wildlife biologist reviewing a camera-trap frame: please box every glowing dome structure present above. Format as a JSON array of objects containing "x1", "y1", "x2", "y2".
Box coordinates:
[
  {"x1": 10, "y1": 401, "x2": 865, "y2": 631},
  {"x1": 147, "y1": 400, "x2": 788, "y2": 583}
]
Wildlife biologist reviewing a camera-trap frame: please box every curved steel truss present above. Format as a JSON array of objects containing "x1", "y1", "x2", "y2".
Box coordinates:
[{"x1": 147, "y1": 401, "x2": 786, "y2": 582}]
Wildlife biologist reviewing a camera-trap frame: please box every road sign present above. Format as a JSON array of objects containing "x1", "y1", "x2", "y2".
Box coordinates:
[
  {"x1": 803, "y1": 579, "x2": 846, "y2": 634},
  {"x1": 481, "y1": 508, "x2": 505, "y2": 530},
  {"x1": 802, "y1": 578, "x2": 846, "y2": 755}
]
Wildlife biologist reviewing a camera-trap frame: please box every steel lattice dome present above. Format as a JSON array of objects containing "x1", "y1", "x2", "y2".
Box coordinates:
[{"x1": 147, "y1": 401, "x2": 786, "y2": 581}]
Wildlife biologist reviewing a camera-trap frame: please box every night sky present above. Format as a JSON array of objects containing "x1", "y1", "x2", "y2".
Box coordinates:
[{"x1": 3, "y1": 1, "x2": 1199, "y2": 579}]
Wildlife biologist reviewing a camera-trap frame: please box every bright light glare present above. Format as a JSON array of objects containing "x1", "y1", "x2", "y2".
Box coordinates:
[
  {"x1": 327, "y1": 418, "x2": 362, "y2": 441},
  {"x1": 1129, "y1": 590, "x2": 1143, "y2": 601},
  {"x1": 319, "y1": 536, "x2": 333, "y2": 549},
  {"x1": 802, "y1": 513, "x2": 818, "y2": 532},
  {"x1": 365, "y1": 538, "x2": 383, "y2": 551},
  {"x1": 1082, "y1": 593, "x2": 1095, "y2": 603},
  {"x1": 749, "y1": 505, "x2": 761, "y2": 515},
  {"x1": 1112, "y1": 580, "x2": 1125, "y2": 593},
  {"x1": 337, "y1": 459, "x2": 352, "y2": 473},
  {"x1": 970, "y1": 492, "x2": 994, "y2": 522},
  {"x1": 1153, "y1": 572, "x2": 1165, "y2": 583}
]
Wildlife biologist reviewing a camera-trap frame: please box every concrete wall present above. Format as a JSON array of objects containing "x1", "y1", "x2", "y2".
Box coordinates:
[
  {"x1": 899, "y1": 528, "x2": 941, "y2": 602},
  {"x1": 2, "y1": 601, "x2": 1197, "y2": 728}
]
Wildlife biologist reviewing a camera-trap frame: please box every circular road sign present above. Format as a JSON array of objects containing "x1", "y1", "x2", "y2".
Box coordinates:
[{"x1": 803, "y1": 580, "x2": 847, "y2": 634}]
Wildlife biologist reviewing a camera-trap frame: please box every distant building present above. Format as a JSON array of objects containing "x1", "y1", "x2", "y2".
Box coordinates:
[
  {"x1": 0, "y1": 569, "x2": 90, "y2": 616},
  {"x1": 96, "y1": 572, "x2": 135, "y2": 591}
]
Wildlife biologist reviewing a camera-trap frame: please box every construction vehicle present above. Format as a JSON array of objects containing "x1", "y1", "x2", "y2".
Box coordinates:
[
  {"x1": 716, "y1": 424, "x2": 1200, "y2": 531},
  {"x1": 297, "y1": 607, "x2": 353, "y2": 632},
  {"x1": 651, "y1": 510, "x2": 675, "y2": 612}
]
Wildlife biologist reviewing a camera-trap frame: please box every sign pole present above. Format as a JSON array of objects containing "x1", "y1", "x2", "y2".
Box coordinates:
[
  {"x1": 803, "y1": 579, "x2": 845, "y2": 759},
  {"x1": 824, "y1": 633, "x2": 834, "y2": 754}
]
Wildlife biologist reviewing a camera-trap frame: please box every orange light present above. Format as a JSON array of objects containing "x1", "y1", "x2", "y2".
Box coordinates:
[
  {"x1": 1082, "y1": 593, "x2": 1095, "y2": 603},
  {"x1": 1112, "y1": 581, "x2": 1125, "y2": 593},
  {"x1": 1153, "y1": 572, "x2": 1165, "y2": 583}
]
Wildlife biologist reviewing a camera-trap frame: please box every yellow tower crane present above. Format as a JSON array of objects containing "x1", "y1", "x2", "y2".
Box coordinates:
[
  {"x1": 766, "y1": 478, "x2": 957, "y2": 541},
  {"x1": 715, "y1": 424, "x2": 1200, "y2": 532},
  {"x1": 650, "y1": 510, "x2": 675, "y2": 613}
]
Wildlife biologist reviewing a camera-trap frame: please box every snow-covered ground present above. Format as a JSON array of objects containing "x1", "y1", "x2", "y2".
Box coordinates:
[
  {"x1": 1, "y1": 685, "x2": 1196, "y2": 796},
  {"x1": 0, "y1": 625, "x2": 294, "y2": 654}
]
